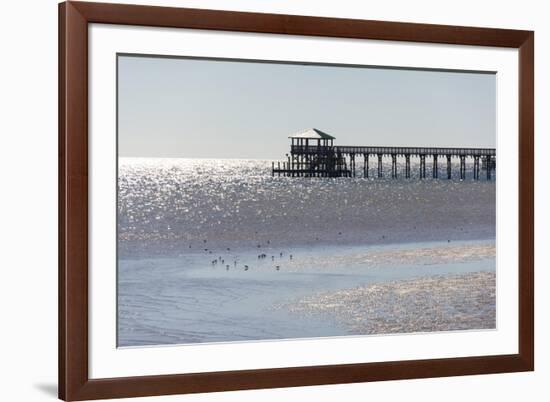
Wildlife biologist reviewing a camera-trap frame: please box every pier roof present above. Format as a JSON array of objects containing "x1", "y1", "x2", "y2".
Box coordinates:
[{"x1": 289, "y1": 128, "x2": 335, "y2": 140}]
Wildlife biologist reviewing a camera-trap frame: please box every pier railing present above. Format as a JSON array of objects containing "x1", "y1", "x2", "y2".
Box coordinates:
[{"x1": 291, "y1": 145, "x2": 496, "y2": 157}]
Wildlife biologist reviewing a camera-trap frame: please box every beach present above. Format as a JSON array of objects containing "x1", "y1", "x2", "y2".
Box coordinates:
[{"x1": 117, "y1": 158, "x2": 496, "y2": 346}]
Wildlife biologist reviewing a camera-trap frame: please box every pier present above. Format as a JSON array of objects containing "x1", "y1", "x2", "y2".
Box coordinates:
[{"x1": 272, "y1": 128, "x2": 496, "y2": 180}]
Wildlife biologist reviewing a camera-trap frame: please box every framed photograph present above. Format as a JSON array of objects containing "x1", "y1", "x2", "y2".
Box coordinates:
[{"x1": 59, "y1": 1, "x2": 534, "y2": 400}]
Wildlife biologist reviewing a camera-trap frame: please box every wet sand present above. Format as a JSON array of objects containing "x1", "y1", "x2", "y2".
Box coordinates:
[
  {"x1": 282, "y1": 271, "x2": 495, "y2": 334},
  {"x1": 276, "y1": 242, "x2": 495, "y2": 274}
]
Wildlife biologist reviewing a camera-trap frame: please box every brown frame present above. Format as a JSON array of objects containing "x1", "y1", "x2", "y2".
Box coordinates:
[{"x1": 59, "y1": 1, "x2": 534, "y2": 400}]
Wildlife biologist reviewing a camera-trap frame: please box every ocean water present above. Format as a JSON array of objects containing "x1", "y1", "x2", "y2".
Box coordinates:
[{"x1": 117, "y1": 158, "x2": 496, "y2": 346}]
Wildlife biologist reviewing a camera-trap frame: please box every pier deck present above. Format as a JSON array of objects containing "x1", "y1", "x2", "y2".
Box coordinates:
[{"x1": 293, "y1": 145, "x2": 496, "y2": 157}]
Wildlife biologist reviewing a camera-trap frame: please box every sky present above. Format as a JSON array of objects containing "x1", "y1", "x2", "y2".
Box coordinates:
[{"x1": 118, "y1": 55, "x2": 496, "y2": 159}]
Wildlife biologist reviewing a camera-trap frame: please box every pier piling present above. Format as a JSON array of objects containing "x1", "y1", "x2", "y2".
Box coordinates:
[
  {"x1": 474, "y1": 156, "x2": 480, "y2": 180},
  {"x1": 391, "y1": 155, "x2": 397, "y2": 179}
]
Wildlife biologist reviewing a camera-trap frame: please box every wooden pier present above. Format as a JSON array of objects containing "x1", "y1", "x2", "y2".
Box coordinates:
[{"x1": 272, "y1": 128, "x2": 496, "y2": 180}]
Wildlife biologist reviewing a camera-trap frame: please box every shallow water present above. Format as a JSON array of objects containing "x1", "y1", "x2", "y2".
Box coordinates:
[
  {"x1": 118, "y1": 239, "x2": 495, "y2": 346},
  {"x1": 117, "y1": 158, "x2": 496, "y2": 346}
]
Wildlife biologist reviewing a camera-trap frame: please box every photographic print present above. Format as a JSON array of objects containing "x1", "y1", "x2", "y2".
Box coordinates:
[{"x1": 117, "y1": 55, "x2": 496, "y2": 347}]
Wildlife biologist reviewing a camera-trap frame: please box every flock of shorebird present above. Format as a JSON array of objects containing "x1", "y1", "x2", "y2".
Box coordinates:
[
  {"x1": 201, "y1": 239, "x2": 293, "y2": 272},
  {"x1": 195, "y1": 227, "x2": 455, "y2": 273},
  {"x1": 190, "y1": 226, "x2": 461, "y2": 274}
]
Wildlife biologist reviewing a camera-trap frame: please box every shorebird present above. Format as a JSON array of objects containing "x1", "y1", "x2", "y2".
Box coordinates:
[
  {"x1": 276, "y1": 266, "x2": 280, "y2": 271},
  {"x1": 244, "y1": 265, "x2": 249, "y2": 271}
]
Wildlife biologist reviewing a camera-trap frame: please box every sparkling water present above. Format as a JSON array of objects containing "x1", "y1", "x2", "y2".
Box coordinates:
[{"x1": 117, "y1": 158, "x2": 496, "y2": 346}]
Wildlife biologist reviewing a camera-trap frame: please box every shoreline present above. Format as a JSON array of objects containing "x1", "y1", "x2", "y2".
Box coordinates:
[{"x1": 118, "y1": 236, "x2": 496, "y2": 262}]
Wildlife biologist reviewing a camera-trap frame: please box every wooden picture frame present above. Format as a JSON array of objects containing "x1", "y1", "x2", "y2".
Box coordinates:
[{"x1": 59, "y1": 1, "x2": 534, "y2": 400}]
